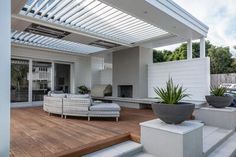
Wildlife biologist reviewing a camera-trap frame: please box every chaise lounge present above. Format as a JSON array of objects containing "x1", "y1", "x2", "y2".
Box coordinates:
[{"x1": 43, "y1": 94, "x2": 121, "y2": 121}]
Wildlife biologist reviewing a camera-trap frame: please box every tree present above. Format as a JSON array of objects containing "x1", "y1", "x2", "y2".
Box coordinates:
[
  {"x1": 153, "y1": 40, "x2": 212, "y2": 63},
  {"x1": 153, "y1": 41, "x2": 236, "y2": 74},
  {"x1": 153, "y1": 50, "x2": 165, "y2": 63},
  {"x1": 153, "y1": 50, "x2": 172, "y2": 63},
  {"x1": 208, "y1": 46, "x2": 234, "y2": 74}
]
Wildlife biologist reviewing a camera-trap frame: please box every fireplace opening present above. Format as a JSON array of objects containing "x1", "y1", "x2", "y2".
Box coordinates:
[{"x1": 118, "y1": 85, "x2": 133, "y2": 98}]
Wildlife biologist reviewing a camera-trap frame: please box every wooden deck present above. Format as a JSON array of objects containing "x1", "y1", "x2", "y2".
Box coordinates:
[{"x1": 10, "y1": 107, "x2": 155, "y2": 157}]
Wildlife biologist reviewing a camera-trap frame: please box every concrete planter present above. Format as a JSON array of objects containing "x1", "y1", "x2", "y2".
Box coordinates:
[
  {"x1": 152, "y1": 103, "x2": 195, "y2": 124},
  {"x1": 205, "y1": 95, "x2": 233, "y2": 108}
]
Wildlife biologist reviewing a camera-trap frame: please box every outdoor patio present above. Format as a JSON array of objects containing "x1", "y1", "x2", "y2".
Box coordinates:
[{"x1": 10, "y1": 107, "x2": 154, "y2": 157}]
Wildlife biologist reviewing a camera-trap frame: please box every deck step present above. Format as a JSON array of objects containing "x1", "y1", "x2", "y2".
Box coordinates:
[
  {"x1": 203, "y1": 126, "x2": 234, "y2": 156},
  {"x1": 207, "y1": 133, "x2": 236, "y2": 157},
  {"x1": 82, "y1": 140, "x2": 143, "y2": 157},
  {"x1": 131, "y1": 152, "x2": 156, "y2": 157}
]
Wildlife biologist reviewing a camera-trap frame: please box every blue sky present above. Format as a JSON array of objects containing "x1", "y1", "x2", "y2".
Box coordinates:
[{"x1": 157, "y1": 0, "x2": 236, "y2": 54}]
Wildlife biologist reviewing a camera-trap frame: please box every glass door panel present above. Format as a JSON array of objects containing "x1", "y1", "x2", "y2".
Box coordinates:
[
  {"x1": 11, "y1": 59, "x2": 29, "y2": 102},
  {"x1": 32, "y1": 61, "x2": 52, "y2": 101},
  {"x1": 54, "y1": 63, "x2": 70, "y2": 93}
]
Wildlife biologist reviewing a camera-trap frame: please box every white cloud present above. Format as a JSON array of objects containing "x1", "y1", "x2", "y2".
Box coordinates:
[{"x1": 159, "y1": 0, "x2": 236, "y2": 53}]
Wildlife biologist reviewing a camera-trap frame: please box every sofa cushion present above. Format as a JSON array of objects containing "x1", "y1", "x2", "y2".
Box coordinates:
[
  {"x1": 51, "y1": 93, "x2": 66, "y2": 98},
  {"x1": 88, "y1": 111, "x2": 120, "y2": 115},
  {"x1": 68, "y1": 94, "x2": 89, "y2": 98},
  {"x1": 89, "y1": 103, "x2": 120, "y2": 111}
]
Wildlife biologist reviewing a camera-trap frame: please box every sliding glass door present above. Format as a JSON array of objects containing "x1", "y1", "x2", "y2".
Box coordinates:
[
  {"x1": 54, "y1": 63, "x2": 71, "y2": 93},
  {"x1": 32, "y1": 61, "x2": 52, "y2": 101},
  {"x1": 11, "y1": 59, "x2": 29, "y2": 102},
  {"x1": 11, "y1": 58, "x2": 72, "y2": 106}
]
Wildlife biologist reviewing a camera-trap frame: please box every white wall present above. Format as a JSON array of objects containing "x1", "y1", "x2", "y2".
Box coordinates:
[
  {"x1": 148, "y1": 58, "x2": 210, "y2": 101},
  {"x1": 75, "y1": 57, "x2": 92, "y2": 89},
  {"x1": 0, "y1": 0, "x2": 10, "y2": 156},
  {"x1": 100, "y1": 69, "x2": 112, "y2": 85},
  {"x1": 91, "y1": 57, "x2": 104, "y2": 87}
]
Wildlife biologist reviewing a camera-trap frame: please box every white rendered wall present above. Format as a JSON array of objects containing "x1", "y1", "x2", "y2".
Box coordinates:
[
  {"x1": 91, "y1": 57, "x2": 104, "y2": 87},
  {"x1": 148, "y1": 58, "x2": 210, "y2": 101},
  {"x1": 0, "y1": 0, "x2": 10, "y2": 156},
  {"x1": 100, "y1": 69, "x2": 112, "y2": 85}
]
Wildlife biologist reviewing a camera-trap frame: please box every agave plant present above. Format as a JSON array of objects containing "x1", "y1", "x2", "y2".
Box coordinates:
[
  {"x1": 210, "y1": 86, "x2": 226, "y2": 96},
  {"x1": 154, "y1": 78, "x2": 190, "y2": 104}
]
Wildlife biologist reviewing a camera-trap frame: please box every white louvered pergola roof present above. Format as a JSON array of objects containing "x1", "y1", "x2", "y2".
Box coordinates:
[
  {"x1": 19, "y1": 0, "x2": 169, "y2": 45},
  {"x1": 11, "y1": 30, "x2": 106, "y2": 54}
]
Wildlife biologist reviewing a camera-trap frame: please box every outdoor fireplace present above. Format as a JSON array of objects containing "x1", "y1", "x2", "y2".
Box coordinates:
[{"x1": 118, "y1": 85, "x2": 133, "y2": 98}]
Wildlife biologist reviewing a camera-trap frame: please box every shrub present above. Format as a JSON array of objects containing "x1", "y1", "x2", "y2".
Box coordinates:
[{"x1": 78, "y1": 85, "x2": 90, "y2": 94}]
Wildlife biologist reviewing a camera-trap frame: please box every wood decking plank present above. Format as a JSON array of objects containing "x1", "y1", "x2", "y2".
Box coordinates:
[{"x1": 11, "y1": 107, "x2": 155, "y2": 157}]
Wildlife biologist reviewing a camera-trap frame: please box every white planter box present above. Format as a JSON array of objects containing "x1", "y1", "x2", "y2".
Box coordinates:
[
  {"x1": 140, "y1": 119, "x2": 203, "y2": 157},
  {"x1": 195, "y1": 107, "x2": 236, "y2": 130}
]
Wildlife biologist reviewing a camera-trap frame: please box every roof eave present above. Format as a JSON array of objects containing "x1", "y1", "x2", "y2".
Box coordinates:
[{"x1": 146, "y1": 0, "x2": 209, "y2": 37}]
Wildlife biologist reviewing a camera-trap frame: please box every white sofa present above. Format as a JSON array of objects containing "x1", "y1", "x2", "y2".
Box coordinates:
[{"x1": 43, "y1": 94, "x2": 121, "y2": 121}]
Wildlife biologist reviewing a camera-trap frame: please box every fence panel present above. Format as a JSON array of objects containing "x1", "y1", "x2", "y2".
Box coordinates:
[{"x1": 211, "y1": 73, "x2": 236, "y2": 87}]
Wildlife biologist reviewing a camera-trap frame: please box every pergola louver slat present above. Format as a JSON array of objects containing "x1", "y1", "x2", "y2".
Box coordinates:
[
  {"x1": 19, "y1": 0, "x2": 169, "y2": 45},
  {"x1": 68, "y1": 1, "x2": 102, "y2": 25},
  {"x1": 64, "y1": 0, "x2": 97, "y2": 24},
  {"x1": 11, "y1": 31, "x2": 105, "y2": 54},
  {"x1": 40, "y1": 0, "x2": 61, "y2": 18},
  {"x1": 33, "y1": 0, "x2": 51, "y2": 17}
]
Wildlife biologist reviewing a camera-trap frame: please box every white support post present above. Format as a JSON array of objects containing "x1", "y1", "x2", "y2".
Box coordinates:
[
  {"x1": 200, "y1": 37, "x2": 206, "y2": 58},
  {"x1": 29, "y1": 59, "x2": 33, "y2": 103},
  {"x1": 70, "y1": 63, "x2": 75, "y2": 94},
  {"x1": 51, "y1": 61, "x2": 55, "y2": 92},
  {"x1": 187, "y1": 39, "x2": 192, "y2": 60},
  {"x1": 0, "y1": 0, "x2": 11, "y2": 156}
]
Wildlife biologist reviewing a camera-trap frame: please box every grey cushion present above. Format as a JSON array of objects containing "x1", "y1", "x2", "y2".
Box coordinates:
[
  {"x1": 51, "y1": 93, "x2": 66, "y2": 98},
  {"x1": 68, "y1": 94, "x2": 89, "y2": 98},
  {"x1": 88, "y1": 111, "x2": 120, "y2": 115},
  {"x1": 89, "y1": 103, "x2": 121, "y2": 111}
]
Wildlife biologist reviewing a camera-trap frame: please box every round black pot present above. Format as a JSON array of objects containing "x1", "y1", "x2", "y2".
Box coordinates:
[
  {"x1": 152, "y1": 103, "x2": 195, "y2": 124},
  {"x1": 205, "y1": 95, "x2": 233, "y2": 108}
]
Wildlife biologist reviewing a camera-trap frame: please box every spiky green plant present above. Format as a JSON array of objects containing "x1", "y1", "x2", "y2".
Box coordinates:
[
  {"x1": 154, "y1": 78, "x2": 190, "y2": 104},
  {"x1": 211, "y1": 86, "x2": 226, "y2": 96}
]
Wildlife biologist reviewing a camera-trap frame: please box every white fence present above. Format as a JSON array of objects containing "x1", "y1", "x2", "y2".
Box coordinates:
[
  {"x1": 148, "y1": 58, "x2": 210, "y2": 101},
  {"x1": 211, "y1": 73, "x2": 236, "y2": 87}
]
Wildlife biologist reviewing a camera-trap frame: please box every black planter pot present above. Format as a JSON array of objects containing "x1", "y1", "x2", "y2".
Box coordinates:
[
  {"x1": 205, "y1": 95, "x2": 233, "y2": 108},
  {"x1": 152, "y1": 103, "x2": 195, "y2": 124}
]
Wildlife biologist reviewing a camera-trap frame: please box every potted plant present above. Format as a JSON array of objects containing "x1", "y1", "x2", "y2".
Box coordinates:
[
  {"x1": 78, "y1": 85, "x2": 90, "y2": 95},
  {"x1": 205, "y1": 86, "x2": 233, "y2": 108},
  {"x1": 152, "y1": 78, "x2": 194, "y2": 124}
]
